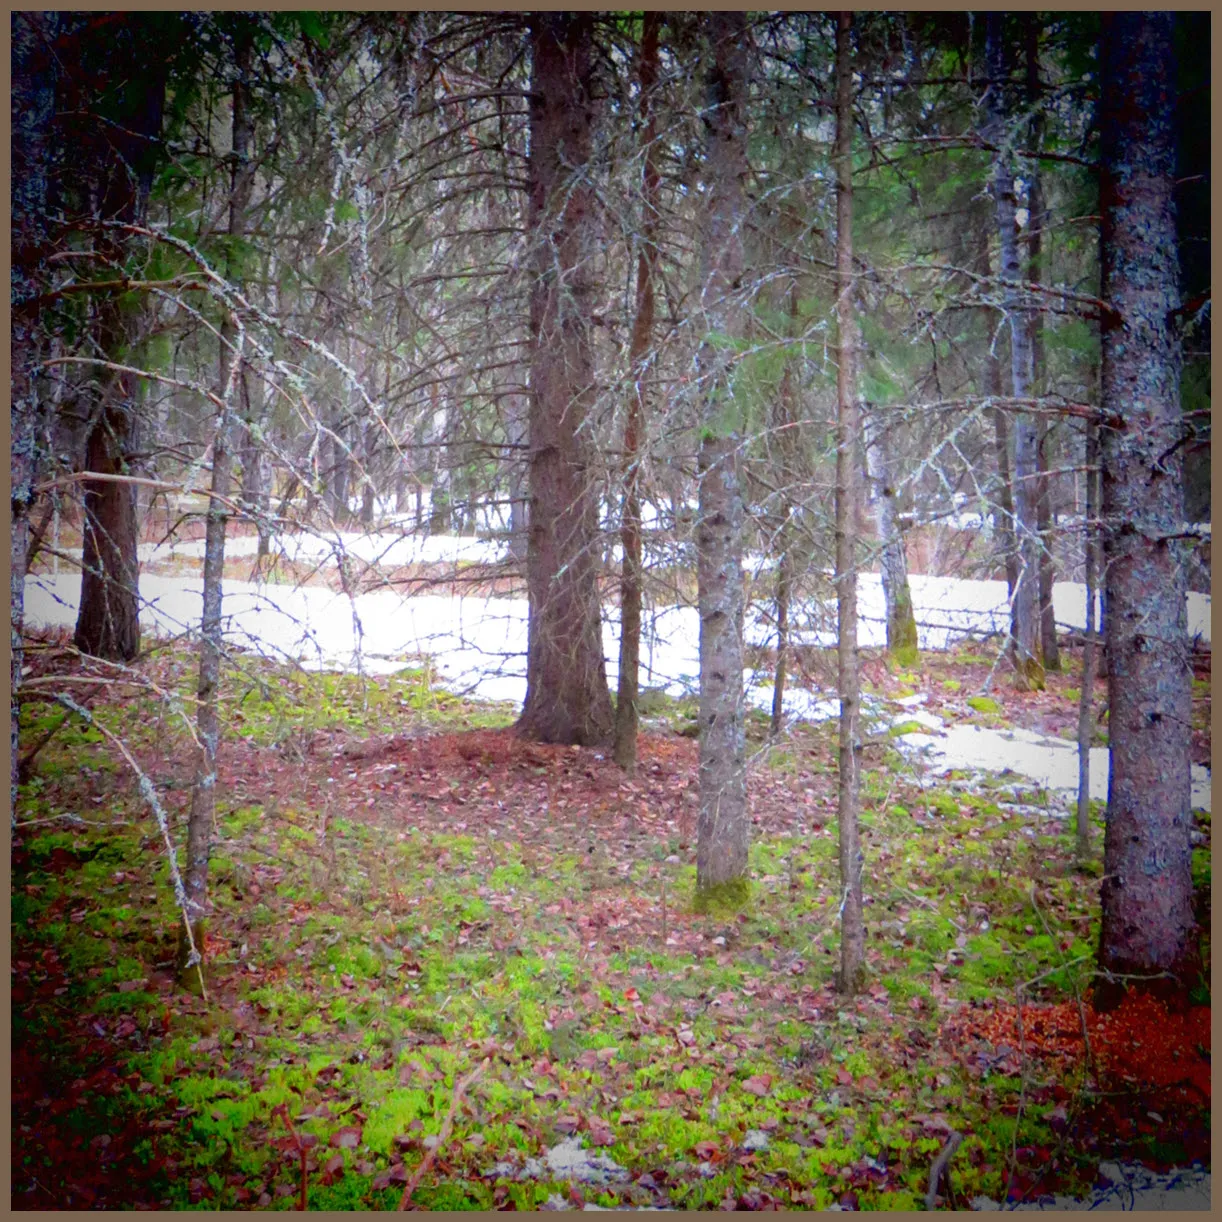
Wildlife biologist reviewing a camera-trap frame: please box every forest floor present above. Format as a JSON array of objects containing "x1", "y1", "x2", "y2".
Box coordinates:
[{"x1": 11, "y1": 631, "x2": 1211, "y2": 1210}]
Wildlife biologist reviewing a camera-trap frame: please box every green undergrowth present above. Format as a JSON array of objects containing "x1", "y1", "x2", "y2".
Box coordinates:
[{"x1": 12, "y1": 646, "x2": 1211, "y2": 1210}]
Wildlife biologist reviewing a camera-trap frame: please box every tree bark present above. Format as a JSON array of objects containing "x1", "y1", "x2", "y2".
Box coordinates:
[
  {"x1": 517, "y1": 13, "x2": 614, "y2": 747},
  {"x1": 614, "y1": 12, "x2": 660, "y2": 773},
  {"x1": 864, "y1": 415, "x2": 917, "y2": 666},
  {"x1": 1095, "y1": 11, "x2": 1199, "y2": 1009},
  {"x1": 1026, "y1": 16, "x2": 1060, "y2": 672},
  {"x1": 770, "y1": 284, "x2": 801, "y2": 739},
  {"x1": 986, "y1": 14, "x2": 1043, "y2": 690},
  {"x1": 834, "y1": 10, "x2": 865, "y2": 994},
  {"x1": 1075, "y1": 419, "x2": 1099, "y2": 865},
  {"x1": 694, "y1": 11, "x2": 750, "y2": 903},
  {"x1": 181, "y1": 28, "x2": 255, "y2": 984},
  {"x1": 11, "y1": 11, "x2": 59, "y2": 809}
]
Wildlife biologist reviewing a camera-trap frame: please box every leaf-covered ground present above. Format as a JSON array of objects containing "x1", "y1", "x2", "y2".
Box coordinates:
[{"x1": 12, "y1": 633, "x2": 1211, "y2": 1210}]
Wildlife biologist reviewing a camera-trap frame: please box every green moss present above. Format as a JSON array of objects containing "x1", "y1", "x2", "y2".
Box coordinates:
[
  {"x1": 692, "y1": 876, "x2": 751, "y2": 916},
  {"x1": 941, "y1": 678, "x2": 961, "y2": 693}
]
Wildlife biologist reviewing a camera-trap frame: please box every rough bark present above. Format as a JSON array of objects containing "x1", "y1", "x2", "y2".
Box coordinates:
[
  {"x1": 864, "y1": 416, "x2": 917, "y2": 666},
  {"x1": 1075, "y1": 420, "x2": 1099, "y2": 865},
  {"x1": 614, "y1": 12, "x2": 660, "y2": 773},
  {"x1": 693, "y1": 11, "x2": 750, "y2": 903},
  {"x1": 11, "y1": 11, "x2": 59, "y2": 809},
  {"x1": 239, "y1": 371, "x2": 272, "y2": 572},
  {"x1": 517, "y1": 13, "x2": 614, "y2": 746},
  {"x1": 834, "y1": 11, "x2": 865, "y2": 993},
  {"x1": 505, "y1": 389, "x2": 530, "y2": 564},
  {"x1": 73, "y1": 31, "x2": 167, "y2": 662},
  {"x1": 181, "y1": 31, "x2": 254, "y2": 983},
  {"x1": 1095, "y1": 11, "x2": 1199, "y2": 1008},
  {"x1": 985, "y1": 14, "x2": 1043, "y2": 690}
]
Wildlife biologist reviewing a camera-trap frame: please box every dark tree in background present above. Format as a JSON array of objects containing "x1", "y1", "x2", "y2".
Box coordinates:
[
  {"x1": 517, "y1": 13, "x2": 615, "y2": 746},
  {"x1": 1095, "y1": 10, "x2": 1200, "y2": 1008},
  {"x1": 69, "y1": 16, "x2": 179, "y2": 662}
]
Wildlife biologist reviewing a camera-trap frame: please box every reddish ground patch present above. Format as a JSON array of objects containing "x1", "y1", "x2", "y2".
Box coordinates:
[{"x1": 953, "y1": 991, "x2": 1211, "y2": 1107}]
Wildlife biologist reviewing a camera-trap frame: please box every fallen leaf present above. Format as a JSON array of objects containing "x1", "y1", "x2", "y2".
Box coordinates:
[
  {"x1": 741, "y1": 1073, "x2": 773, "y2": 1097},
  {"x1": 329, "y1": 1126, "x2": 362, "y2": 1149}
]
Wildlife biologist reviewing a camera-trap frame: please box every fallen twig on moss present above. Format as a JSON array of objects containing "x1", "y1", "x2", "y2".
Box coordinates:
[
  {"x1": 398, "y1": 1058, "x2": 489, "y2": 1210},
  {"x1": 925, "y1": 1129, "x2": 962, "y2": 1210}
]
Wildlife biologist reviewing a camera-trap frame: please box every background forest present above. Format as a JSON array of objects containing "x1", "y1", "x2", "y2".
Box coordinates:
[{"x1": 11, "y1": 10, "x2": 1211, "y2": 1211}]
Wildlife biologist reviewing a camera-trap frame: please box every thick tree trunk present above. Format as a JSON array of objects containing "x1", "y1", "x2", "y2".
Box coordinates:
[
  {"x1": 986, "y1": 14, "x2": 1043, "y2": 690},
  {"x1": 864, "y1": 416, "x2": 917, "y2": 665},
  {"x1": 75, "y1": 390, "x2": 141, "y2": 661},
  {"x1": 517, "y1": 13, "x2": 614, "y2": 747},
  {"x1": 834, "y1": 11, "x2": 865, "y2": 994},
  {"x1": 72, "y1": 23, "x2": 166, "y2": 663},
  {"x1": 11, "y1": 11, "x2": 59, "y2": 808},
  {"x1": 181, "y1": 32, "x2": 254, "y2": 985},
  {"x1": 614, "y1": 12, "x2": 660, "y2": 774},
  {"x1": 1095, "y1": 12, "x2": 1199, "y2": 1008},
  {"x1": 694, "y1": 12, "x2": 750, "y2": 903}
]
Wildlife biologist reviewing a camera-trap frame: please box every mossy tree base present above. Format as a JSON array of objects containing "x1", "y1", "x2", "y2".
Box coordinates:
[
  {"x1": 177, "y1": 919, "x2": 208, "y2": 995},
  {"x1": 1013, "y1": 654, "x2": 1046, "y2": 692},
  {"x1": 692, "y1": 876, "x2": 751, "y2": 917}
]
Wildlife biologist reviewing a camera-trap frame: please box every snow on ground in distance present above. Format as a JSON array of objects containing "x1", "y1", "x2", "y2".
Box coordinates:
[{"x1": 27, "y1": 542, "x2": 1210, "y2": 809}]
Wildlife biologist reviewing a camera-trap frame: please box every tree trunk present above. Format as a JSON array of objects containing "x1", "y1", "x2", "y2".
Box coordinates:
[
  {"x1": 834, "y1": 10, "x2": 865, "y2": 994},
  {"x1": 517, "y1": 13, "x2": 614, "y2": 747},
  {"x1": 1095, "y1": 11, "x2": 1199, "y2": 1009},
  {"x1": 239, "y1": 371, "x2": 272, "y2": 572},
  {"x1": 693, "y1": 11, "x2": 750, "y2": 905},
  {"x1": 1075, "y1": 419, "x2": 1099, "y2": 865},
  {"x1": 986, "y1": 14, "x2": 1043, "y2": 690},
  {"x1": 73, "y1": 41, "x2": 166, "y2": 662},
  {"x1": 864, "y1": 416, "x2": 917, "y2": 666},
  {"x1": 978, "y1": 227, "x2": 1019, "y2": 607},
  {"x1": 75, "y1": 389, "x2": 141, "y2": 661},
  {"x1": 505, "y1": 389, "x2": 530, "y2": 564},
  {"x1": 359, "y1": 420, "x2": 376, "y2": 526},
  {"x1": 1026, "y1": 18, "x2": 1060, "y2": 672},
  {"x1": 770, "y1": 284, "x2": 801, "y2": 739},
  {"x1": 181, "y1": 30, "x2": 254, "y2": 985},
  {"x1": 614, "y1": 12, "x2": 660, "y2": 774},
  {"x1": 11, "y1": 11, "x2": 59, "y2": 809}
]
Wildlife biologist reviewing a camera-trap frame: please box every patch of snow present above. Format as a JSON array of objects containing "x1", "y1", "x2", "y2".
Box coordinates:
[
  {"x1": 516, "y1": 1138, "x2": 629, "y2": 1187},
  {"x1": 895, "y1": 723, "x2": 1211, "y2": 813}
]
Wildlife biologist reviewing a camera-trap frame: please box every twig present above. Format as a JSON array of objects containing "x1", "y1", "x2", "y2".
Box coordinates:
[
  {"x1": 925, "y1": 1129, "x2": 962, "y2": 1210},
  {"x1": 397, "y1": 1058, "x2": 488, "y2": 1210},
  {"x1": 49, "y1": 693, "x2": 207, "y2": 1002},
  {"x1": 271, "y1": 1104, "x2": 311, "y2": 1211}
]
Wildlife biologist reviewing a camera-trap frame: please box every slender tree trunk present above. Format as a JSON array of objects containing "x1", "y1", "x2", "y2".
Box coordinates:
[
  {"x1": 986, "y1": 14, "x2": 1043, "y2": 690},
  {"x1": 359, "y1": 420, "x2": 376, "y2": 526},
  {"x1": 505, "y1": 389, "x2": 530, "y2": 564},
  {"x1": 978, "y1": 227, "x2": 1019, "y2": 608},
  {"x1": 239, "y1": 371, "x2": 272, "y2": 573},
  {"x1": 694, "y1": 11, "x2": 750, "y2": 904},
  {"x1": 429, "y1": 381, "x2": 452, "y2": 533},
  {"x1": 181, "y1": 32, "x2": 254, "y2": 984},
  {"x1": 1095, "y1": 11, "x2": 1198, "y2": 1009},
  {"x1": 834, "y1": 11, "x2": 865, "y2": 994},
  {"x1": 11, "y1": 11, "x2": 59, "y2": 810},
  {"x1": 614, "y1": 12, "x2": 660, "y2": 773},
  {"x1": 1026, "y1": 17, "x2": 1060, "y2": 672},
  {"x1": 864, "y1": 416, "x2": 917, "y2": 665},
  {"x1": 770, "y1": 284, "x2": 800, "y2": 739},
  {"x1": 517, "y1": 13, "x2": 614, "y2": 746},
  {"x1": 1075, "y1": 420, "x2": 1099, "y2": 865}
]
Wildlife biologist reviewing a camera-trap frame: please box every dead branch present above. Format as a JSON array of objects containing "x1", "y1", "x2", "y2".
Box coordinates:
[
  {"x1": 925, "y1": 1129, "x2": 963, "y2": 1210},
  {"x1": 397, "y1": 1058, "x2": 489, "y2": 1210}
]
